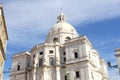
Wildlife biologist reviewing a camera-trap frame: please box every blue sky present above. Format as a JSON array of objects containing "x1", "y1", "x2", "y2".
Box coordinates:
[{"x1": 1, "y1": 0, "x2": 120, "y2": 80}]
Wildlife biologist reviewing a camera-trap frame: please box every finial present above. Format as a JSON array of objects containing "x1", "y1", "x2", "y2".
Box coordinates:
[
  {"x1": 61, "y1": 8, "x2": 63, "y2": 13},
  {"x1": 57, "y1": 8, "x2": 66, "y2": 23}
]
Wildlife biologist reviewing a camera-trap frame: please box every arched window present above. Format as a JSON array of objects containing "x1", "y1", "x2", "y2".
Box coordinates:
[
  {"x1": 65, "y1": 37, "x2": 71, "y2": 41},
  {"x1": 53, "y1": 38, "x2": 58, "y2": 43},
  {"x1": 17, "y1": 65, "x2": 20, "y2": 71},
  {"x1": 73, "y1": 49, "x2": 79, "y2": 58}
]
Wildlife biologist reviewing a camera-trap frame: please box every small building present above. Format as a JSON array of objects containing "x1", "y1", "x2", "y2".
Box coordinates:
[
  {"x1": 115, "y1": 48, "x2": 120, "y2": 74},
  {"x1": 10, "y1": 13, "x2": 108, "y2": 80},
  {"x1": 0, "y1": 4, "x2": 8, "y2": 80}
]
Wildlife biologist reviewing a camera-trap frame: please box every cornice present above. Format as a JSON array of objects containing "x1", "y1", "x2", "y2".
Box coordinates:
[
  {"x1": 115, "y1": 48, "x2": 120, "y2": 52},
  {"x1": 0, "y1": 6, "x2": 8, "y2": 40},
  {"x1": 65, "y1": 35, "x2": 93, "y2": 48},
  {"x1": 12, "y1": 51, "x2": 30, "y2": 58},
  {"x1": 115, "y1": 53, "x2": 120, "y2": 57}
]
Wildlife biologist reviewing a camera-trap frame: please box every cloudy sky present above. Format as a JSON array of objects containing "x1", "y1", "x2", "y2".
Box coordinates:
[{"x1": 1, "y1": 0, "x2": 120, "y2": 80}]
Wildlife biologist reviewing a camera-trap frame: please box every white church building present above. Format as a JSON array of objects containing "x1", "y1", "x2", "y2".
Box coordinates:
[{"x1": 10, "y1": 13, "x2": 109, "y2": 80}]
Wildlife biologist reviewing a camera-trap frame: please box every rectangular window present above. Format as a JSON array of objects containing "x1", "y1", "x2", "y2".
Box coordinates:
[
  {"x1": 39, "y1": 52, "x2": 43, "y2": 55},
  {"x1": 76, "y1": 71, "x2": 80, "y2": 78},
  {"x1": 17, "y1": 65, "x2": 20, "y2": 71},
  {"x1": 65, "y1": 75, "x2": 67, "y2": 80},
  {"x1": 64, "y1": 58, "x2": 66, "y2": 62},
  {"x1": 74, "y1": 52, "x2": 78, "y2": 58},
  {"x1": 49, "y1": 57, "x2": 54, "y2": 65},
  {"x1": 39, "y1": 59, "x2": 43, "y2": 66},
  {"x1": 49, "y1": 50, "x2": 53, "y2": 54},
  {"x1": 63, "y1": 52, "x2": 66, "y2": 55}
]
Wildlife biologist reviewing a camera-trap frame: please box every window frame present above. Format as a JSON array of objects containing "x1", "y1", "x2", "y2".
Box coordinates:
[
  {"x1": 63, "y1": 52, "x2": 66, "y2": 55},
  {"x1": 49, "y1": 57, "x2": 54, "y2": 65},
  {"x1": 39, "y1": 58, "x2": 43, "y2": 66},
  {"x1": 53, "y1": 37, "x2": 58, "y2": 43},
  {"x1": 64, "y1": 58, "x2": 66, "y2": 62},
  {"x1": 49, "y1": 50, "x2": 54, "y2": 54},
  {"x1": 66, "y1": 37, "x2": 71, "y2": 40},
  {"x1": 17, "y1": 65, "x2": 20, "y2": 71},
  {"x1": 75, "y1": 71, "x2": 80, "y2": 78},
  {"x1": 74, "y1": 52, "x2": 78, "y2": 58},
  {"x1": 65, "y1": 75, "x2": 67, "y2": 80},
  {"x1": 39, "y1": 52, "x2": 43, "y2": 55}
]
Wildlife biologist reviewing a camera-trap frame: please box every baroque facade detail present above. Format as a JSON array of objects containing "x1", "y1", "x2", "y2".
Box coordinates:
[{"x1": 10, "y1": 13, "x2": 108, "y2": 80}]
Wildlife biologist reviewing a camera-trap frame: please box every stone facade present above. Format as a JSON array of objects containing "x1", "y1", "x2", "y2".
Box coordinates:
[
  {"x1": 10, "y1": 13, "x2": 108, "y2": 80},
  {"x1": 115, "y1": 48, "x2": 120, "y2": 74},
  {"x1": 0, "y1": 4, "x2": 8, "y2": 80}
]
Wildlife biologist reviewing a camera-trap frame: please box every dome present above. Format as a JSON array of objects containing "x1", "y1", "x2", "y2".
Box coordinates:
[
  {"x1": 50, "y1": 13, "x2": 78, "y2": 36},
  {"x1": 46, "y1": 13, "x2": 79, "y2": 44},
  {"x1": 50, "y1": 22, "x2": 78, "y2": 35}
]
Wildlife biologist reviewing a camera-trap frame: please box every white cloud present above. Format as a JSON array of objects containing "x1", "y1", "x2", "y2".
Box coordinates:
[
  {"x1": 92, "y1": 39, "x2": 120, "y2": 60},
  {"x1": 2, "y1": 0, "x2": 120, "y2": 45},
  {"x1": 3, "y1": 0, "x2": 120, "y2": 44},
  {"x1": 95, "y1": 39, "x2": 120, "y2": 48},
  {"x1": 2, "y1": 0, "x2": 120, "y2": 80},
  {"x1": 3, "y1": 76, "x2": 9, "y2": 80},
  {"x1": 109, "y1": 68, "x2": 120, "y2": 80}
]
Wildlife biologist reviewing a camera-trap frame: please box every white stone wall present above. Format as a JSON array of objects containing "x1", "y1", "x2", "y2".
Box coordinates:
[
  {"x1": 10, "y1": 37, "x2": 108, "y2": 80},
  {"x1": 66, "y1": 63, "x2": 90, "y2": 80},
  {"x1": 10, "y1": 13, "x2": 109, "y2": 80},
  {"x1": 29, "y1": 43, "x2": 62, "y2": 80},
  {"x1": 46, "y1": 32, "x2": 78, "y2": 44},
  {"x1": 10, "y1": 52, "x2": 30, "y2": 80},
  {"x1": 115, "y1": 50, "x2": 120, "y2": 70},
  {"x1": 10, "y1": 73, "x2": 26, "y2": 80},
  {"x1": 116, "y1": 57, "x2": 120, "y2": 69}
]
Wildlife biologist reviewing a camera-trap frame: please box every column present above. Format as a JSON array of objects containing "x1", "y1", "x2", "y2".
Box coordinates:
[
  {"x1": 33, "y1": 68, "x2": 36, "y2": 80},
  {"x1": 55, "y1": 44, "x2": 60, "y2": 65},
  {"x1": 82, "y1": 42, "x2": 87, "y2": 56},
  {"x1": 43, "y1": 69, "x2": 47, "y2": 80},
  {"x1": 43, "y1": 47, "x2": 47, "y2": 65},
  {"x1": 56, "y1": 67, "x2": 61, "y2": 80},
  {"x1": 84, "y1": 66, "x2": 91, "y2": 80}
]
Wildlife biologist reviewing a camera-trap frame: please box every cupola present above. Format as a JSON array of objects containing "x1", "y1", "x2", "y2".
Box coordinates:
[{"x1": 46, "y1": 13, "x2": 79, "y2": 44}]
